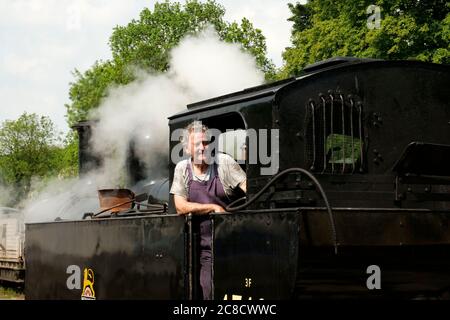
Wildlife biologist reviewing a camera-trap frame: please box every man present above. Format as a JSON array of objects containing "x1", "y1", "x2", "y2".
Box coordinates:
[{"x1": 170, "y1": 121, "x2": 246, "y2": 300}]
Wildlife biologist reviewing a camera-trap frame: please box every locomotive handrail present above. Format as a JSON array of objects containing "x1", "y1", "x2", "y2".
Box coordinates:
[{"x1": 225, "y1": 167, "x2": 338, "y2": 255}]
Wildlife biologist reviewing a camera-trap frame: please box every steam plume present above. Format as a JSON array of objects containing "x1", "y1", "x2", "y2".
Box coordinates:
[{"x1": 24, "y1": 27, "x2": 264, "y2": 222}]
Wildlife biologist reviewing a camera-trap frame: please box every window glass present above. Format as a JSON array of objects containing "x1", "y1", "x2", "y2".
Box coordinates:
[{"x1": 326, "y1": 134, "x2": 362, "y2": 165}]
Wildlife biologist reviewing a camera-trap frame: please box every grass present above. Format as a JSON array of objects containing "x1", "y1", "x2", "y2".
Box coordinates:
[{"x1": 0, "y1": 284, "x2": 24, "y2": 300}]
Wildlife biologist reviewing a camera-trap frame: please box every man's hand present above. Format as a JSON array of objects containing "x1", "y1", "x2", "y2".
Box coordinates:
[
  {"x1": 174, "y1": 195, "x2": 226, "y2": 215},
  {"x1": 210, "y1": 204, "x2": 225, "y2": 213}
]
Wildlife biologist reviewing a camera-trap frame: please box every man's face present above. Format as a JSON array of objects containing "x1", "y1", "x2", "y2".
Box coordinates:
[{"x1": 187, "y1": 131, "x2": 209, "y2": 164}]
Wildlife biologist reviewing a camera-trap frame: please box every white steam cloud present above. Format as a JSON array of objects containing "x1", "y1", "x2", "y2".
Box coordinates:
[
  {"x1": 90, "y1": 27, "x2": 264, "y2": 188},
  {"x1": 22, "y1": 172, "x2": 104, "y2": 223},
  {"x1": 170, "y1": 27, "x2": 264, "y2": 99},
  {"x1": 24, "y1": 27, "x2": 264, "y2": 222}
]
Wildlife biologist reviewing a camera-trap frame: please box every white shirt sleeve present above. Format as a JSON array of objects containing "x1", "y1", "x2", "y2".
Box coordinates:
[
  {"x1": 217, "y1": 153, "x2": 246, "y2": 192},
  {"x1": 170, "y1": 161, "x2": 188, "y2": 199}
]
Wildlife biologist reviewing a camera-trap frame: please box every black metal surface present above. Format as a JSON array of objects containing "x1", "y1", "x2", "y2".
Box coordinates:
[
  {"x1": 303, "y1": 57, "x2": 381, "y2": 73},
  {"x1": 145, "y1": 178, "x2": 169, "y2": 205},
  {"x1": 71, "y1": 121, "x2": 101, "y2": 175},
  {"x1": 182, "y1": 78, "x2": 295, "y2": 112},
  {"x1": 212, "y1": 212, "x2": 300, "y2": 300},
  {"x1": 393, "y1": 142, "x2": 450, "y2": 177},
  {"x1": 295, "y1": 245, "x2": 450, "y2": 299},
  {"x1": 294, "y1": 207, "x2": 450, "y2": 298},
  {"x1": 25, "y1": 215, "x2": 185, "y2": 299}
]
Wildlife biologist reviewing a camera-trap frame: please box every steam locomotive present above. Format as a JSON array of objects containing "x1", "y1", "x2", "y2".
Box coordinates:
[{"x1": 25, "y1": 57, "x2": 450, "y2": 299}]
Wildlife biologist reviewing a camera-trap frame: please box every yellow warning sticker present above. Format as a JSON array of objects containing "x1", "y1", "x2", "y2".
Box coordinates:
[{"x1": 81, "y1": 268, "x2": 96, "y2": 300}]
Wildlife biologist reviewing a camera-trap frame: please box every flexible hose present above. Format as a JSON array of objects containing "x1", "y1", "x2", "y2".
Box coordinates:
[{"x1": 225, "y1": 167, "x2": 338, "y2": 255}]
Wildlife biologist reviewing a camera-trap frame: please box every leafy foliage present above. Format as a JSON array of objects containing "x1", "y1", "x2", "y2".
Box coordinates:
[
  {"x1": 66, "y1": 59, "x2": 133, "y2": 127},
  {"x1": 0, "y1": 113, "x2": 77, "y2": 204},
  {"x1": 280, "y1": 0, "x2": 450, "y2": 77},
  {"x1": 52, "y1": 131, "x2": 79, "y2": 179},
  {"x1": 66, "y1": 0, "x2": 274, "y2": 126}
]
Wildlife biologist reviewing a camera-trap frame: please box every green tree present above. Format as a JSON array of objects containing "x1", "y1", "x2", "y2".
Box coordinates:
[
  {"x1": 52, "y1": 131, "x2": 79, "y2": 179},
  {"x1": 280, "y1": 0, "x2": 449, "y2": 78},
  {"x1": 66, "y1": 60, "x2": 128, "y2": 129},
  {"x1": 66, "y1": 0, "x2": 275, "y2": 126},
  {"x1": 0, "y1": 113, "x2": 77, "y2": 204}
]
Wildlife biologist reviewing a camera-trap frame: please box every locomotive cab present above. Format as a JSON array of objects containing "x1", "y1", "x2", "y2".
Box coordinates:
[{"x1": 168, "y1": 58, "x2": 450, "y2": 299}]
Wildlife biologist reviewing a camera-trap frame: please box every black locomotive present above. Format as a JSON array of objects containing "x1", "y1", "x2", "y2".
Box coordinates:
[{"x1": 25, "y1": 57, "x2": 450, "y2": 299}]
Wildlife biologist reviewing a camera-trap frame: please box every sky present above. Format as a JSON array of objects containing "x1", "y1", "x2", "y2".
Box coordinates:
[{"x1": 0, "y1": 0, "x2": 302, "y2": 134}]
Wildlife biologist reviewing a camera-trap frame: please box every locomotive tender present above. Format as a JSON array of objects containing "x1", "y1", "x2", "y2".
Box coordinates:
[{"x1": 25, "y1": 57, "x2": 450, "y2": 299}]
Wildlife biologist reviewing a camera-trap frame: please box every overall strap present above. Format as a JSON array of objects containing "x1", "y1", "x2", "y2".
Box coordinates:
[{"x1": 186, "y1": 160, "x2": 194, "y2": 182}]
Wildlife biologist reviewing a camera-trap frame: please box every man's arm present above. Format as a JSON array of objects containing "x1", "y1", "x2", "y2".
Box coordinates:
[
  {"x1": 239, "y1": 180, "x2": 246, "y2": 193},
  {"x1": 219, "y1": 153, "x2": 246, "y2": 194},
  {"x1": 174, "y1": 195, "x2": 224, "y2": 215}
]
